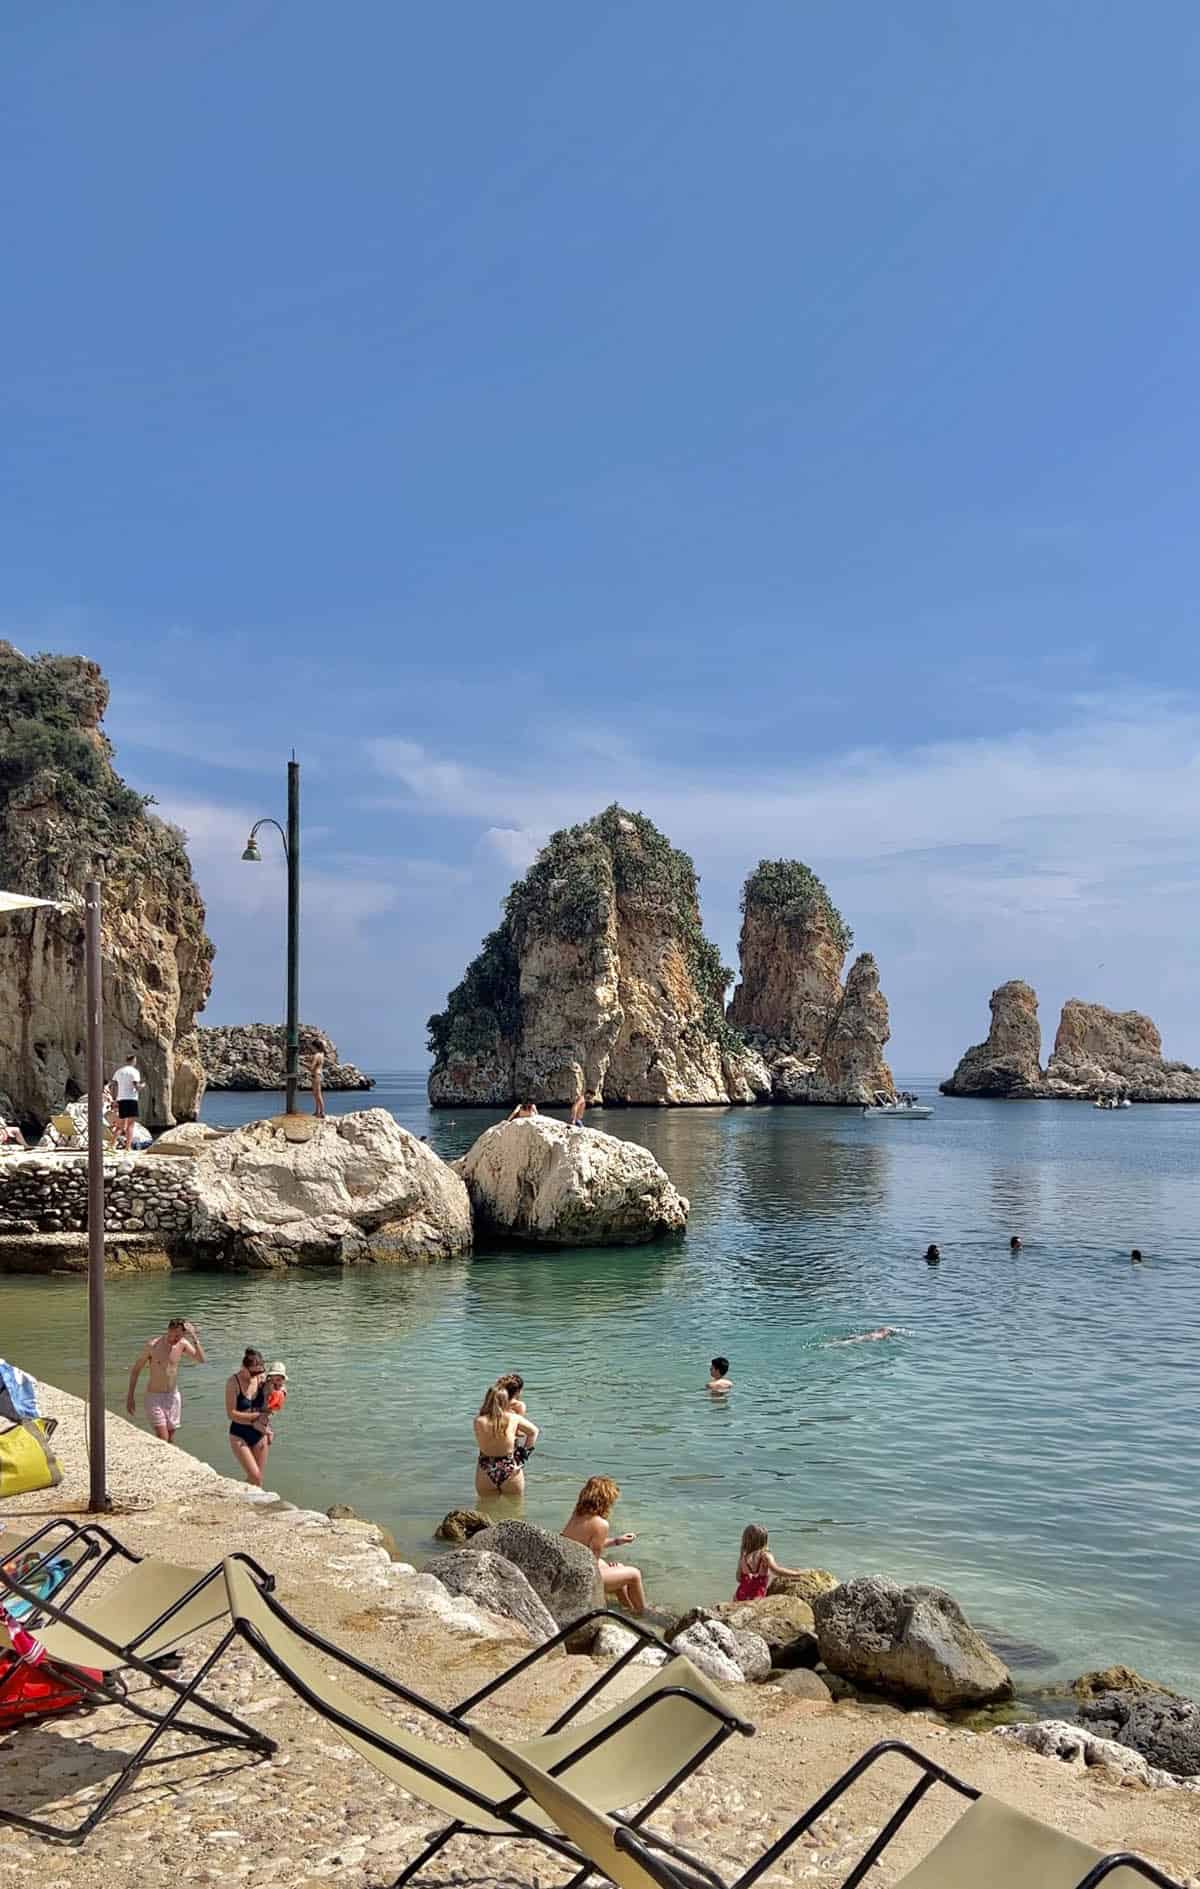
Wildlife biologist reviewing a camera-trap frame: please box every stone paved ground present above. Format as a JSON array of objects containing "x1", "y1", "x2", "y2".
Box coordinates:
[{"x1": 1, "y1": 1387, "x2": 1196, "y2": 1887}]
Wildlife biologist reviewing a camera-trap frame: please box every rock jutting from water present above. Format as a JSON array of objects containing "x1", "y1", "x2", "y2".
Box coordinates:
[
  {"x1": 196, "y1": 1022, "x2": 373, "y2": 1091},
  {"x1": 813, "y1": 1575, "x2": 1014, "y2": 1710},
  {"x1": 0, "y1": 642, "x2": 211, "y2": 1128},
  {"x1": 455, "y1": 1114, "x2": 688, "y2": 1245},
  {"x1": 727, "y1": 860, "x2": 895, "y2": 1104},
  {"x1": 428, "y1": 810, "x2": 892, "y2": 1108},
  {"x1": 188, "y1": 1107, "x2": 472, "y2": 1266},
  {"x1": 941, "y1": 980, "x2": 1200, "y2": 1101}
]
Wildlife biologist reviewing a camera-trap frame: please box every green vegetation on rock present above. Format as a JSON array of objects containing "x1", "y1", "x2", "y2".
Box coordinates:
[
  {"x1": 427, "y1": 804, "x2": 741, "y2": 1062},
  {"x1": 741, "y1": 858, "x2": 853, "y2": 958}
]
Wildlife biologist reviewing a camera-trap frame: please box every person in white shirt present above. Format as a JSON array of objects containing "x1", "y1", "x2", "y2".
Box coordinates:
[{"x1": 108, "y1": 1054, "x2": 142, "y2": 1152}]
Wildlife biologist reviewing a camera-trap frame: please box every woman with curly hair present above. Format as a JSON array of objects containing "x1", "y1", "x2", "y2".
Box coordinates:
[{"x1": 562, "y1": 1475, "x2": 647, "y2": 1615}]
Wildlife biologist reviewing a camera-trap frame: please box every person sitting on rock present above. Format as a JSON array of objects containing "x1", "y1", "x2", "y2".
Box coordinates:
[
  {"x1": 562, "y1": 1475, "x2": 646, "y2": 1615},
  {"x1": 507, "y1": 1100, "x2": 538, "y2": 1121},
  {"x1": 733, "y1": 1523, "x2": 805, "y2": 1601}
]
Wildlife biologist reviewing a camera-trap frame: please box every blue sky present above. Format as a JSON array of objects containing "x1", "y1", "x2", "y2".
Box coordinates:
[{"x1": 5, "y1": 3, "x2": 1200, "y2": 1072}]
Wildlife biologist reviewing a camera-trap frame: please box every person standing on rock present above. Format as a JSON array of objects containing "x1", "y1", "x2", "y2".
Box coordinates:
[
  {"x1": 562, "y1": 1475, "x2": 647, "y2": 1615},
  {"x1": 310, "y1": 1048, "x2": 326, "y2": 1119},
  {"x1": 569, "y1": 1086, "x2": 586, "y2": 1128},
  {"x1": 108, "y1": 1052, "x2": 142, "y2": 1152},
  {"x1": 126, "y1": 1317, "x2": 206, "y2": 1443}
]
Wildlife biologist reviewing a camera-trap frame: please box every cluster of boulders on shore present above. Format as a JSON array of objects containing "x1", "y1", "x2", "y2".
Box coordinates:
[
  {"x1": 941, "y1": 980, "x2": 1200, "y2": 1102},
  {"x1": 413, "y1": 1514, "x2": 1200, "y2": 1790},
  {"x1": 0, "y1": 1110, "x2": 690, "y2": 1268}
]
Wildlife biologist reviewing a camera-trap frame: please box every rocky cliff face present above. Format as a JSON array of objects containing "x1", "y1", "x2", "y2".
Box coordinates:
[
  {"x1": 428, "y1": 806, "x2": 761, "y2": 1106},
  {"x1": 942, "y1": 985, "x2": 1200, "y2": 1101},
  {"x1": 0, "y1": 643, "x2": 212, "y2": 1128},
  {"x1": 197, "y1": 1023, "x2": 373, "y2": 1091},
  {"x1": 1043, "y1": 1001, "x2": 1200, "y2": 1101},
  {"x1": 940, "y1": 980, "x2": 1043, "y2": 1097},
  {"x1": 727, "y1": 861, "x2": 895, "y2": 1103}
]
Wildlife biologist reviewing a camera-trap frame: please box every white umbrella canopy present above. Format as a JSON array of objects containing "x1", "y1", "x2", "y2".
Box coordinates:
[{"x1": 0, "y1": 890, "x2": 57, "y2": 912}]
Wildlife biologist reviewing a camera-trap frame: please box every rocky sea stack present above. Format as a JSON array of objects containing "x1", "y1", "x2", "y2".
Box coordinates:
[
  {"x1": 198, "y1": 1022, "x2": 373, "y2": 1091},
  {"x1": 728, "y1": 860, "x2": 895, "y2": 1104},
  {"x1": 428, "y1": 805, "x2": 758, "y2": 1106},
  {"x1": 942, "y1": 981, "x2": 1200, "y2": 1101},
  {"x1": 0, "y1": 643, "x2": 211, "y2": 1129},
  {"x1": 429, "y1": 811, "x2": 892, "y2": 1109}
]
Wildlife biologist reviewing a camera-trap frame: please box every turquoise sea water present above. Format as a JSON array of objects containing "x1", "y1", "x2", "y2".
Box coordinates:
[{"x1": 4, "y1": 1072, "x2": 1199, "y2": 1693}]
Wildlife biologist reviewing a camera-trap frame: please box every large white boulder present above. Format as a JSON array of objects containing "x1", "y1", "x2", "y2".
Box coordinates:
[
  {"x1": 456, "y1": 1116, "x2": 688, "y2": 1247},
  {"x1": 188, "y1": 1108, "x2": 472, "y2": 1267}
]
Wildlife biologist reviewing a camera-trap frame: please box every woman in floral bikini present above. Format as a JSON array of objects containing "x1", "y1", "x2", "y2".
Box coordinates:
[{"x1": 473, "y1": 1384, "x2": 539, "y2": 1500}]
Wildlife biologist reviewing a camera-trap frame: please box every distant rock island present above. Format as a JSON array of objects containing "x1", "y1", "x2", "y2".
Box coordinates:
[
  {"x1": 941, "y1": 981, "x2": 1200, "y2": 1102},
  {"x1": 0, "y1": 642, "x2": 211, "y2": 1129},
  {"x1": 197, "y1": 1024, "x2": 373, "y2": 1092},
  {"x1": 427, "y1": 807, "x2": 894, "y2": 1107}
]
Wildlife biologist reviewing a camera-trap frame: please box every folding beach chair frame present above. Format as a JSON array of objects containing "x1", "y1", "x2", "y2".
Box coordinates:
[
  {"x1": 495, "y1": 1737, "x2": 1183, "y2": 1889},
  {"x1": 0, "y1": 1528, "x2": 278, "y2": 1845},
  {"x1": 0, "y1": 1516, "x2": 140, "y2": 1626},
  {"x1": 228, "y1": 1580, "x2": 753, "y2": 1889}
]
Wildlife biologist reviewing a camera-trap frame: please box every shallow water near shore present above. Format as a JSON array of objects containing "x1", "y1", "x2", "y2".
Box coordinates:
[{"x1": 5, "y1": 1070, "x2": 1199, "y2": 1693}]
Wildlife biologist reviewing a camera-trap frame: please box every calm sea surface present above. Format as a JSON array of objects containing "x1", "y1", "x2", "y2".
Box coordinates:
[{"x1": 5, "y1": 1072, "x2": 1199, "y2": 1692}]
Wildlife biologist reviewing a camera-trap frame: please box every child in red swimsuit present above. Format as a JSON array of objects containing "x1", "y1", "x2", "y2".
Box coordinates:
[{"x1": 733, "y1": 1524, "x2": 806, "y2": 1601}]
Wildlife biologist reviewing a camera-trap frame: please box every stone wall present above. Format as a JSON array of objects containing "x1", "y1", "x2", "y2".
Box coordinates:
[{"x1": 0, "y1": 1153, "x2": 197, "y2": 1236}]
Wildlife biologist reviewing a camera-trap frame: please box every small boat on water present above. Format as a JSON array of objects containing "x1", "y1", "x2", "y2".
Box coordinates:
[
  {"x1": 1094, "y1": 1097, "x2": 1133, "y2": 1110},
  {"x1": 863, "y1": 1089, "x2": 934, "y2": 1120}
]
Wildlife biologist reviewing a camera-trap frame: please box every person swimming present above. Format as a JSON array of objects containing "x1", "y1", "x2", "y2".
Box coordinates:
[
  {"x1": 1010, "y1": 1235, "x2": 1022, "y2": 1252},
  {"x1": 706, "y1": 1356, "x2": 732, "y2": 1393},
  {"x1": 1131, "y1": 1248, "x2": 1144, "y2": 1265},
  {"x1": 829, "y1": 1326, "x2": 902, "y2": 1345},
  {"x1": 924, "y1": 1244, "x2": 941, "y2": 1265}
]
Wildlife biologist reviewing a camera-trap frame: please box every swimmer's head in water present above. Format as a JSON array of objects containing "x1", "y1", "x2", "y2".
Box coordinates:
[
  {"x1": 1131, "y1": 1248, "x2": 1144, "y2": 1263},
  {"x1": 924, "y1": 1244, "x2": 941, "y2": 1263},
  {"x1": 574, "y1": 1475, "x2": 619, "y2": 1518},
  {"x1": 1010, "y1": 1236, "x2": 1022, "y2": 1250},
  {"x1": 710, "y1": 1356, "x2": 730, "y2": 1377}
]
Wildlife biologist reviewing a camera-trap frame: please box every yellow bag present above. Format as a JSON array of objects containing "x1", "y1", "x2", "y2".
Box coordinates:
[{"x1": 0, "y1": 1418, "x2": 62, "y2": 1498}]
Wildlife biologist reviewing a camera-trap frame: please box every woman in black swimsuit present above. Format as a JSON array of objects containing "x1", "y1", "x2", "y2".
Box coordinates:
[{"x1": 226, "y1": 1347, "x2": 269, "y2": 1486}]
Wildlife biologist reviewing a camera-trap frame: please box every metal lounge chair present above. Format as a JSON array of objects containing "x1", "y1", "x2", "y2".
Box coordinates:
[
  {"x1": 0, "y1": 1534, "x2": 278, "y2": 1843},
  {"x1": 468, "y1": 1729, "x2": 1184, "y2": 1889},
  {"x1": 0, "y1": 1517, "x2": 127, "y2": 1623},
  {"x1": 222, "y1": 1555, "x2": 754, "y2": 1889}
]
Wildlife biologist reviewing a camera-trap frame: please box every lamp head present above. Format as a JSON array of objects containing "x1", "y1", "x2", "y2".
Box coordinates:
[{"x1": 241, "y1": 836, "x2": 261, "y2": 863}]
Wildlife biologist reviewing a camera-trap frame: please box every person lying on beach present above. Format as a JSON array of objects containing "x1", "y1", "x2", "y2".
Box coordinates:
[
  {"x1": 562, "y1": 1475, "x2": 647, "y2": 1615},
  {"x1": 733, "y1": 1523, "x2": 806, "y2": 1601},
  {"x1": 474, "y1": 1384, "x2": 539, "y2": 1499},
  {"x1": 707, "y1": 1356, "x2": 732, "y2": 1393},
  {"x1": 126, "y1": 1317, "x2": 206, "y2": 1443}
]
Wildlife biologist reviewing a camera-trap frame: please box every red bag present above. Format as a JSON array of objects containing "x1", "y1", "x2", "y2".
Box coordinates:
[{"x1": 0, "y1": 1651, "x2": 99, "y2": 1727}]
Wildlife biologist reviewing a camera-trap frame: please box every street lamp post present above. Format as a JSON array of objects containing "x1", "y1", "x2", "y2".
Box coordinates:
[{"x1": 242, "y1": 758, "x2": 301, "y2": 1115}]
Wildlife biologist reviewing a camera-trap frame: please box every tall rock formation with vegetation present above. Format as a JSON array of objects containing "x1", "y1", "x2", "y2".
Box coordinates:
[
  {"x1": 0, "y1": 643, "x2": 212, "y2": 1128},
  {"x1": 727, "y1": 861, "x2": 895, "y2": 1104},
  {"x1": 428, "y1": 806, "x2": 764, "y2": 1106},
  {"x1": 939, "y1": 980, "x2": 1043, "y2": 1097},
  {"x1": 942, "y1": 984, "x2": 1200, "y2": 1101}
]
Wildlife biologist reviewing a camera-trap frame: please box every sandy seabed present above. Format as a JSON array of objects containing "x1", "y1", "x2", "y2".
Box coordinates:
[{"x1": 0, "y1": 1382, "x2": 1196, "y2": 1888}]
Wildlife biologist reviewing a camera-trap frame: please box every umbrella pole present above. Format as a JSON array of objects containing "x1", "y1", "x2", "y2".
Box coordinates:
[{"x1": 85, "y1": 878, "x2": 109, "y2": 1511}]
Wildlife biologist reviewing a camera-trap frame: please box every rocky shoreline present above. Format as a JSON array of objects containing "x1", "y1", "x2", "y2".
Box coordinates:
[
  {"x1": 3, "y1": 1379, "x2": 1196, "y2": 1889},
  {"x1": 942, "y1": 981, "x2": 1200, "y2": 1102}
]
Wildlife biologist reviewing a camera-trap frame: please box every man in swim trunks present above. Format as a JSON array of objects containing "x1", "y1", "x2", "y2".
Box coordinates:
[{"x1": 126, "y1": 1318, "x2": 206, "y2": 1442}]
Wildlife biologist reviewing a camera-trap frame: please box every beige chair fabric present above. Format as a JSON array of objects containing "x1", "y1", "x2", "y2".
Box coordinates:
[
  {"x1": 223, "y1": 1557, "x2": 735, "y2": 1832},
  {"x1": 467, "y1": 1730, "x2": 1166, "y2": 1889},
  {"x1": 21, "y1": 1559, "x2": 229, "y2": 1672},
  {"x1": 899, "y1": 1794, "x2": 1153, "y2": 1889}
]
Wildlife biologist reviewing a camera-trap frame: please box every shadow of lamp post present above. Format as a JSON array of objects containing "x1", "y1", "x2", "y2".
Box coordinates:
[{"x1": 241, "y1": 758, "x2": 301, "y2": 1116}]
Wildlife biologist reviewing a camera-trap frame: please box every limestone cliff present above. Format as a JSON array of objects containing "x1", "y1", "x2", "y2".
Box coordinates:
[
  {"x1": 1042, "y1": 1001, "x2": 1200, "y2": 1102},
  {"x1": 197, "y1": 1023, "x2": 373, "y2": 1091},
  {"x1": 727, "y1": 860, "x2": 895, "y2": 1104},
  {"x1": 0, "y1": 643, "x2": 212, "y2": 1128},
  {"x1": 941, "y1": 985, "x2": 1200, "y2": 1101},
  {"x1": 939, "y1": 981, "x2": 1043, "y2": 1097},
  {"x1": 428, "y1": 806, "x2": 760, "y2": 1106}
]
